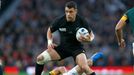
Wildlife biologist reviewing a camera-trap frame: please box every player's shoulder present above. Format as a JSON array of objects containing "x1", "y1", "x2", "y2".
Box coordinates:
[
  {"x1": 54, "y1": 15, "x2": 66, "y2": 22},
  {"x1": 77, "y1": 15, "x2": 85, "y2": 21},
  {"x1": 76, "y1": 15, "x2": 88, "y2": 24},
  {"x1": 51, "y1": 15, "x2": 66, "y2": 25},
  {"x1": 125, "y1": 7, "x2": 134, "y2": 15},
  {"x1": 76, "y1": 15, "x2": 92, "y2": 31},
  {"x1": 128, "y1": 7, "x2": 134, "y2": 12}
]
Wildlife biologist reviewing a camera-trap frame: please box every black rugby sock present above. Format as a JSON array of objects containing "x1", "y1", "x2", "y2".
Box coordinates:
[
  {"x1": 0, "y1": 66, "x2": 3, "y2": 75},
  {"x1": 90, "y1": 72, "x2": 96, "y2": 75},
  {"x1": 35, "y1": 63, "x2": 44, "y2": 75}
]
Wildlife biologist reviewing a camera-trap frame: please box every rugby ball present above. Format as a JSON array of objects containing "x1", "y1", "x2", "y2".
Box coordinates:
[{"x1": 76, "y1": 28, "x2": 89, "y2": 42}]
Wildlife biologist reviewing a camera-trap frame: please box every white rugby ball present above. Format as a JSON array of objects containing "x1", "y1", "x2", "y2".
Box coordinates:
[{"x1": 76, "y1": 28, "x2": 89, "y2": 42}]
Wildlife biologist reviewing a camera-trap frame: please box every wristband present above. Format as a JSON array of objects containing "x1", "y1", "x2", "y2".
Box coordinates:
[{"x1": 48, "y1": 39, "x2": 52, "y2": 45}]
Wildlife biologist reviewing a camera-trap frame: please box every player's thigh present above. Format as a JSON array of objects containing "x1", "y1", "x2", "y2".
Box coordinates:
[
  {"x1": 37, "y1": 49, "x2": 61, "y2": 61},
  {"x1": 75, "y1": 53, "x2": 88, "y2": 67},
  {"x1": 47, "y1": 48, "x2": 61, "y2": 60}
]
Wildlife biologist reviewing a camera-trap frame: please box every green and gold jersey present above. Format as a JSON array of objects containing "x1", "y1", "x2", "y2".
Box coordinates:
[{"x1": 121, "y1": 7, "x2": 134, "y2": 34}]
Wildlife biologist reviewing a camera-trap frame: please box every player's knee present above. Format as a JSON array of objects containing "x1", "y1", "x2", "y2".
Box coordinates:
[
  {"x1": 37, "y1": 55, "x2": 44, "y2": 62},
  {"x1": 87, "y1": 59, "x2": 93, "y2": 66},
  {"x1": 80, "y1": 65, "x2": 89, "y2": 72},
  {"x1": 36, "y1": 51, "x2": 51, "y2": 65},
  {"x1": 36, "y1": 55, "x2": 45, "y2": 65}
]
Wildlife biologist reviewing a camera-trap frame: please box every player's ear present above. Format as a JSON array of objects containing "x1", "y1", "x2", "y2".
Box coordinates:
[{"x1": 75, "y1": 9, "x2": 77, "y2": 13}]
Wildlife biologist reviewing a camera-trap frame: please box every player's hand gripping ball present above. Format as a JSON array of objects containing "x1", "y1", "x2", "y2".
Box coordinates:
[{"x1": 76, "y1": 28, "x2": 89, "y2": 42}]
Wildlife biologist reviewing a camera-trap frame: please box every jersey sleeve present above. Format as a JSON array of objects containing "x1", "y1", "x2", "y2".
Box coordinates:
[
  {"x1": 120, "y1": 14, "x2": 129, "y2": 23},
  {"x1": 120, "y1": 14, "x2": 127, "y2": 21},
  {"x1": 50, "y1": 19, "x2": 59, "y2": 33}
]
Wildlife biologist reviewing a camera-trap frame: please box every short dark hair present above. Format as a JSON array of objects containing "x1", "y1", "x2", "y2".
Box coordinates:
[{"x1": 65, "y1": 1, "x2": 77, "y2": 9}]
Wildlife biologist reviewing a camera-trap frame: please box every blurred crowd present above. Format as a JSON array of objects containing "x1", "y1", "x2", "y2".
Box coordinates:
[{"x1": 0, "y1": 0, "x2": 133, "y2": 71}]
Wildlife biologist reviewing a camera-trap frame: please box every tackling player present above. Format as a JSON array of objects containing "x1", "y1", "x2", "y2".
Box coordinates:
[{"x1": 49, "y1": 52, "x2": 103, "y2": 75}]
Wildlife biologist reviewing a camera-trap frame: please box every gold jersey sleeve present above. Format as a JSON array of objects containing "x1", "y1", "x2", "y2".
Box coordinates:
[{"x1": 120, "y1": 14, "x2": 128, "y2": 21}]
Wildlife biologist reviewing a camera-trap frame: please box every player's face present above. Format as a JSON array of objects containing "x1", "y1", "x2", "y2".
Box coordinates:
[{"x1": 65, "y1": 7, "x2": 77, "y2": 22}]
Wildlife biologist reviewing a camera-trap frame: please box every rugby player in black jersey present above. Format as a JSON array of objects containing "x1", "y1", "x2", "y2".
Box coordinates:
[{"x1": 35, "y1": 1, "x2": 95, "y2": 75}]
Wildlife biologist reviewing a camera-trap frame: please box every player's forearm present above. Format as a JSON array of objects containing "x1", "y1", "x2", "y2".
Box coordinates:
[
  {"x1": 86, "y1": 31, "x2": 94, "y2": 42},
  {"x1": 115, "y1": 19, "x2": 126, "y2": 44},
  {"x1": 47, "y1": 27, "x2": 53, "y2": 41},
  {"x1": 115, "y1": 29, "x2": 123, "y2": 44},
  {"x1": 89, "y1": 31, "x2": 94, "y2": 41}
]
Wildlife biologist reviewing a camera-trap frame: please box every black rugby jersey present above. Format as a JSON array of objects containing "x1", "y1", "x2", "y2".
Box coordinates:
[{"x1": 50, "y1": 15, "x2": 92, "y2": 48}]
